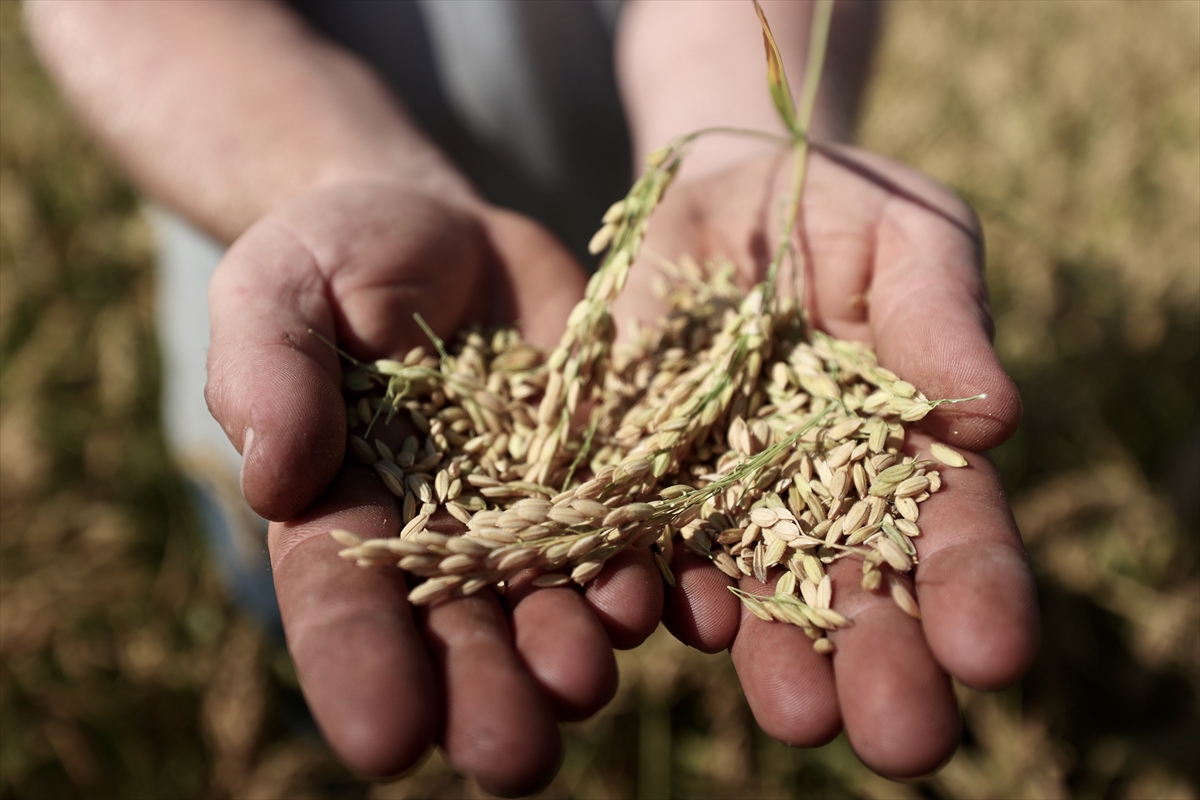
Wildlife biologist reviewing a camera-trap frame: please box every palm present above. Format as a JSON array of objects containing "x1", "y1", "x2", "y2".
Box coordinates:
[
  {"x1": 614, "y1": 148, "x2": 1037, "y2": 777},
  {"x1": 205, "y1": 180, "x2": 663, "y2": 794}
]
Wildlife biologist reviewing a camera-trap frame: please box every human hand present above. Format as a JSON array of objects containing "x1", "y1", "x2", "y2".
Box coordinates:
[
  {"x1": 204, "y1": 180, "x2": 664, "y2": 794},
  {"x1": 614, "y1": 147, "x2": 1038, "y2": 778}
]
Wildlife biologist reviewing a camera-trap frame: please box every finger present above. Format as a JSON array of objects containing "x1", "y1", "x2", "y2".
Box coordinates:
[
  {"x1": 729, "y1": 574, "x2": 842, "y2": 747},
  {"x1": 826, "y1": 557, "x2": 961, "y2": 779},
  {"x1": 807, "y1": 147, "x2": 1021, "y2": 452},
  {"x1": 867, "y1": 168, "x2": 1021, "y2": 451},
  {"x1": 582, "y1": 547, "x2": 664, "y2": 650},
  {"x1": 662, "y1": 550, "x2": 740, "y2": 653},
  {"x1": 208, "y1": 218, "x2": 345, "y2": 520},
  {"x1": 504, "y1": 581, "x2": 618, "y2": 721},
  {"x1": 479, "y1": 208, "x2": 589, "y2": 349},
  {"x1": 269, "y1": 465, "x2": 438, "y2": 778},
  {"x1": 909, "y1": 433, "x2": 1039, "y2": 689},
  {"x1": 422, "y1": 592, "x2": 562, "y2": 797},
  {"x1": 288, "y1": 186, "x2": 495, "y2": 355},
  {"x1": 209, "y1": 187, "x2": 491, "y2": 521}
]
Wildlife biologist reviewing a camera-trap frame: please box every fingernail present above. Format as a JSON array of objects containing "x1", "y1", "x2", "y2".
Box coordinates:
[{"x1": 239, "y1": 427, "x2": 255, "y2": 499}]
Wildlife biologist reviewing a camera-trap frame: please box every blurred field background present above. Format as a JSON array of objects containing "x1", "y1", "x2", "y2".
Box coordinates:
[{"x1": 1, "y1": 1, "x2": 1197, "y2": 798}]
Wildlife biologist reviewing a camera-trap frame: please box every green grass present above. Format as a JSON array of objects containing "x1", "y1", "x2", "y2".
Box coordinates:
[{"x1": 2, "y1": 1, "x2": 1197, "y2": 798}]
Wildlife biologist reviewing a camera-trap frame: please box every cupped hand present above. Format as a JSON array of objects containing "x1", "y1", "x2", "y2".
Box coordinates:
[
  {"x1": 615, "y1": 147, "x2": 1038, "y2": 778},
  {"x1": 204, "y1": 180, "x2": 663, "y2": 794}
]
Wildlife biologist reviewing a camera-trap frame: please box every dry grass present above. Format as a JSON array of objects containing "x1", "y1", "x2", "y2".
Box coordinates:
[{"x1": 2, "y1": 1, "x2": 1197, "y2": 798}]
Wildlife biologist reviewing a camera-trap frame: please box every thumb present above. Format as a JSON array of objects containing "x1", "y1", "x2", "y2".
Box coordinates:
[
  {"x1": 867, "y1": 179, "x2": 1021, "y2": 452},
  {"x1": 206, "y1": 219, "x2": 345, "y2": 521}
]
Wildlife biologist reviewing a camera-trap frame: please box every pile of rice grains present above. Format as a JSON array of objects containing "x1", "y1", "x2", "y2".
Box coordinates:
[{"x1": 328, "y1": 139, "x2": 976, "y2": 655}]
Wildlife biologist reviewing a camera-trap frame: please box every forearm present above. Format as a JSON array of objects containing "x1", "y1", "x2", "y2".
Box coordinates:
[
  {"x1": 616, "y1": 0, "x2": 881, "y2": 179},
  {"x1": 25, "y1": 0, "x2": 475, "y2": 243}
]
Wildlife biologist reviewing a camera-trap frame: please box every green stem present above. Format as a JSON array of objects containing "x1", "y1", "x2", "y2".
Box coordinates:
[
  {"x1": 413, "y1": 312, "x2": 450, "y2": 366},
  {"x1": 307, "y1": 328, "x2": 363, "y2": 366},
  {"x1": 765, "y1": 0, "x2": 834, "y2": 306},
  {"x1": 653, "y1": 406, "x2": 831, "y2": 520},
  {"x1": 797, "y1": 0, "x2": 835, "y2": 135},
  {"x1": 562, "y1": 413, "x2": 601, "y2": 490}
]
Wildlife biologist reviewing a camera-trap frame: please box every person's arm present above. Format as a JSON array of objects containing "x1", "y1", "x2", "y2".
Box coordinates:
[
  {"x1": 25, "y1": 0, "x2": 474, "y2": 244},
  {"x1": 617, "y1": 0, "x2": 880, "y2": 175},
  {"x1": 615, "y1": 0, "x2": 1037, "y2": 779},
  {"x1": 27, "y1": 3, "x2": 659, "y2": 795}
]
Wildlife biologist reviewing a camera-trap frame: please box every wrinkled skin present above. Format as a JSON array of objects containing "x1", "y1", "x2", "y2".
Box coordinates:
[
  {"x1": 205, "y1": 179, "x2": 663, "y2": 796},
  {"x1": 205, "y1": 144, "x2": 1039, "y2": 791},
  {"x1": 616, "y1": 147, "x2": 1038, "y2": 778}
]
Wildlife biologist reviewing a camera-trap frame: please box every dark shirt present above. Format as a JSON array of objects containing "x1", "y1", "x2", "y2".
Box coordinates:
[{"x1": 290, "y1": 0, "x2": 632, "y2": 262}]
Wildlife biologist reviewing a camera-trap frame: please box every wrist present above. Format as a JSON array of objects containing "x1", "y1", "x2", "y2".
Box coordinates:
[{"x1": 619, "y1": 0, "x2": 880, "y2": 182}]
